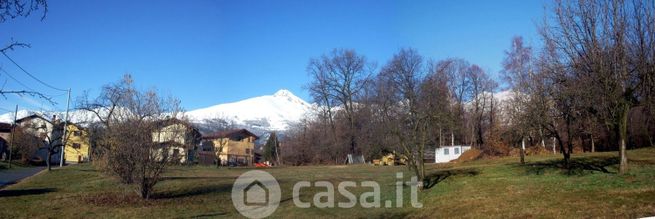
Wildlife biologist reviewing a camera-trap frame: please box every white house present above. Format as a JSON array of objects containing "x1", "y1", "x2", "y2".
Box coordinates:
[{"x1": 434, "y1": 145, "x2": 471, "y2": 163}]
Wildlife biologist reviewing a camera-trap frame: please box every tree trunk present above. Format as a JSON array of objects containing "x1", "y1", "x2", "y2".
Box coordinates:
[
  {"x1": 519, "y1": 138, "x2": 525, "y2": 164},
  {"x1": 419, "y1": 127, "x2": 427, "y2": 189},
  {"x1": 552, "y1": 137, "x2": 556, "y2": 154},
  {"x1": 554, "y1": 135, "x2": 570, "y2": 170},
  {"x1": 590, "y1": 133, "x2": 595, "y2": 153},
  {"x1": 619, "y1": 138, "x2": 627, "y2": 174},
  {"x1": 540, "y1": 129, "x2": 546, "y2": 148},
  {"x1": 418, "y1": 154, "x2": 426, "y2": 190},
  {"x1": 618, "y1": 106, "x2": 629, "y2": 174},
  {"x1": 46, "y1": 150, "x2": 52, "y2": 171},
  {"x1": 141, "y1": 180, "x2": 151, "y2": 199},
  {"x1": 478, "y1": 129, "x2": 484, "y2": 149},
  {"x1": 275, "y1": 144, "x2": 281, "y2": 165}
]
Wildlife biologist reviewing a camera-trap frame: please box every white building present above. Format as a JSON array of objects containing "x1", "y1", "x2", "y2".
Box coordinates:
[{"x1": 434, "y1": 145, "x2": 471, "y2": 163}]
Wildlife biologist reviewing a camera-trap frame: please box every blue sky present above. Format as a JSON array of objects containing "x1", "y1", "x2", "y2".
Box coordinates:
[{"x1": 0, "y1": 0, "x2": 547, "y2": 112}]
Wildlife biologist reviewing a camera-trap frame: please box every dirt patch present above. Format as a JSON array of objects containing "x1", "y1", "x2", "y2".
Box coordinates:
[{"x1": 453, "y1": 149, "x2": 482, "y2": 163}]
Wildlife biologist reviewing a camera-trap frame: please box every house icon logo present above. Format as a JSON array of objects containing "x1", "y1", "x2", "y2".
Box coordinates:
[
  {"x1": 244, "y1": 180, "x2": 268, "y2": 205},
  {"x1": 232, "y1": 170, "x2": 281, "y2": 219}
]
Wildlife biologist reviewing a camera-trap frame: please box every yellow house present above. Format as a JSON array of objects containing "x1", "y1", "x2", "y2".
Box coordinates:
[
  {"x1": 200, "y1": 129, "x2": 258, "y2": 166},
  {"x1": 63, "y1": 123, "x2": 90, "y2": 163}
]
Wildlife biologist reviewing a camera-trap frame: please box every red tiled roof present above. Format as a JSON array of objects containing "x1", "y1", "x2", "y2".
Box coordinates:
[{"x1": 202, "y1": 129, "x2": 258, "y2": 140}]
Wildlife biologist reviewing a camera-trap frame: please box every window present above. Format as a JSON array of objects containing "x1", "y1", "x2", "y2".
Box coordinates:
[
  {"x1": 454, "y1": 147, "x2": 460, "y2": 154},
  {"x1": 245, "y1": 148, "x2": 250, "y2": 155},
  {"x1": 72, "y1": 143, "x2": 81, "y2": 149},
  {"x1": 444, "y1": 148, "x2": 449, "y2": 155},
  {"x1": 201, "y1": 141, "x2": 214, "y2": 152},
  {"x1": 73, "y1": 131, "x2": 82, "y2": 136}
]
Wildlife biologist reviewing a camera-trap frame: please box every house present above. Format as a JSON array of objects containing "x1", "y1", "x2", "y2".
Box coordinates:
[
  {"x1": 199, "y1": 129, "x2": 258, "y2": 166},
  {"x1": 16, "y1": 114, "x2": 53, "y2": 140},
  {"x1": 152, "y1": 118, "x2": 202, "y2": 164},
  {"x1": 434, "y1": 145, "x2": 471, "y2": 163},
  {"x1": 0, "y1": 122, "x2": 11, "y2": 160},
  {"x1": 16, "y1": 114, "x2": 60, "y2": 164},
  {"x1": 0, "y1": 122, "x2": 11, "y2": 140},
  {"x1": 62, "y1": 123, "x2": 91, "y2": 163}
]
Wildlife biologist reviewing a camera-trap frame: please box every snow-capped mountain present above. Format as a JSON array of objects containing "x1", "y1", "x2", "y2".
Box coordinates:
[
  {"x1": 0, "y1": 89, "x2": 312, "y2": 133},
  {"x1": 185, "y1": 89, "x2": 312, "y2": 131},
  {"x1": 0, "y1": 109, "x2": 99, "y2": 124}
]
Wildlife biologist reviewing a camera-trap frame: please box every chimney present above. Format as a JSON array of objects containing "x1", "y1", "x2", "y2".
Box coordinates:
[{"x1": 52, "y1": 115, "x2": 61, "y2": 124}]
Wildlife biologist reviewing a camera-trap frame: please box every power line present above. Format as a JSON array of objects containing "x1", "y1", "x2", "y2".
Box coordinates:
[
  {"x1": 1, "y1": 67, "x2": 67, "y2": 102},
  {"x1": 0, "y1": 67, "x2": 39, "y2": 92},
  {"x1": 1, "y1": 51, "x2": 68, "y2": 92}
]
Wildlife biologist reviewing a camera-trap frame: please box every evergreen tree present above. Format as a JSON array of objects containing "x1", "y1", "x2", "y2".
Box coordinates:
[{"x1": 263, "y1": 132, "x2": 280, "y2": 164}]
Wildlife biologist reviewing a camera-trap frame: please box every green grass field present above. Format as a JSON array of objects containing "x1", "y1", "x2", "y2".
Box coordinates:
[{"x1": 1, "y1": 148, "x2": 654, "y2": 218}]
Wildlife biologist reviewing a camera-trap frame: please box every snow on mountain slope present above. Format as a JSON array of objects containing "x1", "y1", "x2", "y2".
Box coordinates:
[
  {"x1": 185, "y1": 89, "x2": 312, "y2": 131},
  {"x1": 0, "y1": 109, "x2": 38, "y2": 123},
  {"x1": 0, "y1": 109, "x2": 99, "y2": 124},
  {"x1": 0, "y1": 89, "x2": 311, "y2": 132}
]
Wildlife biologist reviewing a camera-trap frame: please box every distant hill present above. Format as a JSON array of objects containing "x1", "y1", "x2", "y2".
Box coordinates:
[{"x1": 0, "y1": 89, "x2": 312, "y2": 136}]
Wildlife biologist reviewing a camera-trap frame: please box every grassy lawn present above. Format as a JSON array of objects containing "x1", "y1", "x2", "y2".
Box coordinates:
[
  {"x1": 0, "y1": 161, "x2": 31, "y2": 171},
  {"x1": 1, "y1": 148, "x2": 654, "y2": 218}
]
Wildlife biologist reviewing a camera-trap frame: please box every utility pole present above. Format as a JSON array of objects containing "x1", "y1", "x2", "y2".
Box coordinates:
[
  {"x1": 59, "y1": 88, "x2": 71, "y2": 167},
  {"x1": 8, "y1": 105, "x2": 17, "y2": 169}
]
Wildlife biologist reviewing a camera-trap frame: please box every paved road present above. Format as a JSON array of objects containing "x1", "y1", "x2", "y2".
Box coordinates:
[{"x1": 0, "y1": 166, "x2": 46, "y2": 188}]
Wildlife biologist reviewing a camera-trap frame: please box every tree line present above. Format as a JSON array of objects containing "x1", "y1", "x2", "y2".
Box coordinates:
[{"x1": 282, "y1": 0, "x2": 655, "y2": 180}]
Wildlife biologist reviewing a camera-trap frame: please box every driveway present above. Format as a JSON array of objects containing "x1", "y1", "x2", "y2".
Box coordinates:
[{"x1": 0, "y1": 166, "x2": 46, "y2": 188}]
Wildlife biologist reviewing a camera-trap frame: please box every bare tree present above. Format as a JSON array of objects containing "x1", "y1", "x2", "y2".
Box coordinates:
[
  {"x1": 0, "y1": 44, "x2": 55, "y2": 104},
  {"x1": 0, "y1": 0, "x2": 47, "y2": 23},
  {"x1": 502, "y1": 36, "x2": 541, "y2": 164},
  {"x1": 306, "y1": 49, "x2": 373, "y2": 158},
  {"x1": 78, "y1": 74, "x2": 183, "y2": 199},
  {"x1": 41, "y1": 118, "x2": 73, "y2": 171},
  {"x1": 422, "y1": 60, "x2": 457, "y2": 150},
  {"x1": 1, "y1": 0, "x2": 51, "y2": 102},
  {"x1": 376, "y1": 48, "x2": 433, "y2": 189},
  {"x1": 439, "y1": 58, "x2": 472, "y2": 146},
  {"x1": 468, "y1": 65, "x2": 497, "y2": 150},
  {"x1": 10, "y1": 125, "x2": 40, "y2": 164},
  {"x1": 540, "y1": 0, "x2": 655, "y2": 173}
]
